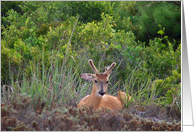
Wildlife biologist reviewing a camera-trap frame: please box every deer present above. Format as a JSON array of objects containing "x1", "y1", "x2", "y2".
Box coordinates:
[{"x1": 77, "y1": 59, "x2": 132, "y2": 110}]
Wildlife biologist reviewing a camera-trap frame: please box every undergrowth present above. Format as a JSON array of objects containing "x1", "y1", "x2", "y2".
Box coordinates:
[{"x1": 1, "y1": 94, "x2": 181, "y2": 131}]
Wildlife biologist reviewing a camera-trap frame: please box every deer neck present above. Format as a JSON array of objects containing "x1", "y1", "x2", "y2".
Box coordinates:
[{"x1": 86, "y1": 85, "x2": 103, "y2": 109}]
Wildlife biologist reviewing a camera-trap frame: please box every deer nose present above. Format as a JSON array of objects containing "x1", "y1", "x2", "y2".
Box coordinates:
[{"x1": 99, "y1": 90, "x2": 105, "y2": 96}]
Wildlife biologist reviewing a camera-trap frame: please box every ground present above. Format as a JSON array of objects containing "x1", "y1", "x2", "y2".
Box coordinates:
[{"x1": 1, "y1": 96, "x2": 181, "y2": 131}]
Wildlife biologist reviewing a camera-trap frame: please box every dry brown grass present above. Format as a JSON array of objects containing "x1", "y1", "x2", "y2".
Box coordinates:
[{"x1": 1, "y1": 94, "x2": 181, "y2": 131}]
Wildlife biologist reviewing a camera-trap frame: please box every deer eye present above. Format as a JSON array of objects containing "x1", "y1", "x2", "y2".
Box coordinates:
[
  {"x1": 95, "y1": 80, "x2": 98, "y2": 83},
  {"x1": 106, "y1": 81, "x2": 109, "y2": 84}
]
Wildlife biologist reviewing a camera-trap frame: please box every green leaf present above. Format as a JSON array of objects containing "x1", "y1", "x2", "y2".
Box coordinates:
[
  {"x1": 116, "y1": 45, "x2": 122, "y2": 50},
  {"x1": 164, "y1": 36, "x2": 168, "y2": 39},
  {"x1": 157, "y1": 29, "x2": 164, "y2": 35}
]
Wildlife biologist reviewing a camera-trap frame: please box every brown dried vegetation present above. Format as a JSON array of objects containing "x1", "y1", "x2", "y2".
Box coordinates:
[{"x1": 1, "y1": 94, "x2": 181, "y2": 131}]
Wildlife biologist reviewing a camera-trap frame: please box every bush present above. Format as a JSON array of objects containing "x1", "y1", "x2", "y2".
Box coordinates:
[
  {"x1": 112, "y1": 1, "x2": 138, "y2": 33},
  {"x1": 68, "y1": 1, "x2": 114, "y2": 23},
  {"x1": 142, "y1": 37, "x2": 181, "y2": 79},
  {"x1": 151, "y1": 70, "x2": 181, "y2": 116},
  {"x1": 135, "y1": 1, "x2": 181, "y2": 49}
]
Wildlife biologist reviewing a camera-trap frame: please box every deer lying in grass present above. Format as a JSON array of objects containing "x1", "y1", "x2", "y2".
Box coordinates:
[{"x1": 77, "y1": 59, "x2": 132, "y2": 110}]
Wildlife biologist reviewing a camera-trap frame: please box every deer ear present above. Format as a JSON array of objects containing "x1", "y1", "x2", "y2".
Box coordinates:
[{"x1": 80, "y1": 73, "x2": 94, "y2": 81}]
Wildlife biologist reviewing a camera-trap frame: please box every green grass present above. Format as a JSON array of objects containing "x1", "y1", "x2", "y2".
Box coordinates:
[
  {"x1": 1, "y1": 54, "x2": 153, "y2": 108},
  {"x1": 0, "y1": 55, "x2": 155, "y2": 101}
]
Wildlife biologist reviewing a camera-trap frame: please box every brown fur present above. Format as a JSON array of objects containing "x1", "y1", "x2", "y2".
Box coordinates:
[
  {"x1": 96, "y1": 74, "x2": 108, "y2": 81},
  {"x1": 77, "y1": 59, "x2": 132, "y2": 110}
]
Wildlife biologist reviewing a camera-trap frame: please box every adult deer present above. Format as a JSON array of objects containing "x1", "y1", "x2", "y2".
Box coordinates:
[{"x1": 77, "y1": 59, "x2": 131, "y2": 110}]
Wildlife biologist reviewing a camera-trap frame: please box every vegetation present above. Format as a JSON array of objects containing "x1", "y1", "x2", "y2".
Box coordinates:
[
  {"x1": 1, "y1": 95, "x2": 181, "y2": 131},
  {"x1": 1, "y1": 1, "x2": 181, "y2": 130}
]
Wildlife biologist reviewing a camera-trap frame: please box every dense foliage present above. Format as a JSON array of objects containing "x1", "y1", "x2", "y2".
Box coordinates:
[{"x1": 1, "y1": 1, "x2": 181, "y2": 130}]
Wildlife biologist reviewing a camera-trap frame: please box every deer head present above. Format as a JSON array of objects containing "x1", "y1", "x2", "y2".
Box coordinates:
[{"x1": 80, "y1": 59, "x2": 116, "y2": 97}]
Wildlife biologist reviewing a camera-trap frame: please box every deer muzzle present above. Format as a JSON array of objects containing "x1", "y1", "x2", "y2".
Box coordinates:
[{"x1": 99, "y1": 90, "x2": 106, "y2": 96}]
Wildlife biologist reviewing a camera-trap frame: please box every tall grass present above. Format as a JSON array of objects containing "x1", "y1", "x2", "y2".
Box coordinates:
[
  {"x1": 2, "y1": 50, "x2": 156, "y2": 109},
  {"x1": 1, "y1": 50, "x2": 181, "y2": 119},
  {"x1": 108, "y1": 60, "x2": 159, "y2": 108}
]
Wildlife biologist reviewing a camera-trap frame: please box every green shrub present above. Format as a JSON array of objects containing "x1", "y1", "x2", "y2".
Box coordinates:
[
  {"x1": 68, "y1": 1, "x2": 114, "y2": 23},
  {"x1": 112, "y1": 1, "x2": 138, "y2": 33},
  {"x1": 142, "y1": 37, "x2": 181, "y2": 79},
  {"x1": 1, "y1": 1, "x2": 23, "y2": 28},
  {"x1": 151, "y1": 69, "x2": 181, "y2": 116},
  {"x1": 135, "y1": 1, "x2": 181, "y2": 48}
]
